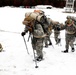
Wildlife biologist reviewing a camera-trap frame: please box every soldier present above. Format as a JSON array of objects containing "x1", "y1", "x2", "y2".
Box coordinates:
[
  {"x1": 66, "y1": 15, "x2": 71, "y2": 20},
  {"x1": 52, "y1": 21, "x2": 61, "y2": 45},
  {"x1": 71, "y1": 16, "x2": 76, "y2": 44},
  {"x1": 66, "y1": 16, "x2": 76, "y2": 44},
  {"x1": 44, "y1": 18, "x2": 52, "y2": 48},
  {"x1": 0, "y1": 43, "x2": 3, "y2": 52},
  {"x1": 59, "y1": 19, "x2": 76, "y2": 53},
  {"x1": 21, "y1": 10, "x2": 47, "y2": 61}
]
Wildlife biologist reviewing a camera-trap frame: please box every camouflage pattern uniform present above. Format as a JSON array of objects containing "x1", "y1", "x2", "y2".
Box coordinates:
[
  {"x1": 67, "y1": 16, "x2": 76, "y2": 43},
  {"x1": 52, "y1": 21, "x2": 61, "y2": 44},
  {"x1": 32, "y1": 22, "x2": 45, "y2": 60},
  {"x1": 44, "y1": 18, "x2": 52, "y2": 47},
  {"x1": 21, "y1": 10, "x2": 47, "y2": 61},
  {"x1": 54, "y1": 31, "x2": 60, "y2": 44},
  {"x1": 22, "y1": 21, "x2": 46, "y2": 61},
  {"x1": 60, "y1": 19, "x2": 76, "y2": 53},
  {"x1": 71, "y1": 16, "x2": 76, "y2": 37}
]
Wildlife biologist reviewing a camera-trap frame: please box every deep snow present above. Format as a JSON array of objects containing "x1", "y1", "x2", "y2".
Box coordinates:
[{"x1": 0, "y1": 6, "x2": 76, "y2": 75}]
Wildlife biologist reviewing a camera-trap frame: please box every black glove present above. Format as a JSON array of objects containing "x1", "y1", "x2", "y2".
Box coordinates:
[
  {"x1": 21, "y1": 32, "x2": 25, "y2": 36},
  {"x1": 56, "y1": 27, "x2": 60, "y2": 31}
]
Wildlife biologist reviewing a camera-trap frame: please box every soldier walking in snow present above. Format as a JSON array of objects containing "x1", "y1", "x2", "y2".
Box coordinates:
[
  {"x1": 44, "y1": 18, "x2": 52, "y2": 48},
  {"x1": 53, "y1": 22, "x2": 61, "y2": 45},
  {"x1": 58, "y1": 18, "x2": 76, "y2": 53},
  {"x1": 71, "y1": 16, "x2": 76, "y2": 44},
  {"x1": 66, "y1": 16, "x2": 76, "y2": 45},
  {"x1": 21, "y1": 10, "x2": 48, "y2": 61}
]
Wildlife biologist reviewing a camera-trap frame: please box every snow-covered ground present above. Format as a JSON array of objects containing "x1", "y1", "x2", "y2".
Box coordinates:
[{"x1": 0, "y1": 6, "x2": 76, "y2": 75}]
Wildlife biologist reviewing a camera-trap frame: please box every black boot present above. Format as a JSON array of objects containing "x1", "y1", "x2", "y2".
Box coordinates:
[
  {"x1": 62, "y1": 49, "x2": 68, "y2": 53},
  {"x1": 45, "y1": 44, "x2": 48, "y2": 48},
  {"x1": 36, "y1": 56, "x2": 43, "y2": 61},
  {"x1": 49, "y1": 42, "x2": 52, "y2": 45},
  {"x1": 72, "y1": 48, "x2": 75, "y2": 52}
]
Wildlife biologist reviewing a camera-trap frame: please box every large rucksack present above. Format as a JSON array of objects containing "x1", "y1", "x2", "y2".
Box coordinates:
[
  {"x1": 23, "y1": 11, "x2": 50, "y2": 34},
  {"x1": 35, "y1": 15, "x2": 50, "y2": 33}
]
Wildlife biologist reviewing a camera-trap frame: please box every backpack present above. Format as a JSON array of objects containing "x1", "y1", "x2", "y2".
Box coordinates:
[
  {"x1": 35, "y1": 15, "x2": 50, "y2": 33},
  {"x1": 23, "y1": 11, "x2": 50, "y2": 35},
  {"x1": 33, "y1": 22, "x2": 46, "y2": 38}
]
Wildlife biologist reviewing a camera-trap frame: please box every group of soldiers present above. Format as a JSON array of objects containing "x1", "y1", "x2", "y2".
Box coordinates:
[
  {"x1": 0, "y1": 9, "x2": 76, "y2": 62},
  {"x1": 0, "y1": 10, "x2": 76, "y2": 63},
  {"x1": 21, "y1": 10, "x2": 76, "y2": 61}
]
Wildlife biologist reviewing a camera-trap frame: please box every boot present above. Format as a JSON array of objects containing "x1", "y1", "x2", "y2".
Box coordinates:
[
  {"x1": 45, "y1": 44, "x2": 48, "y2": 48},
  {"x1": 49, "y1": 42, "x2": 52, "y2": 45},
  {"x1": 62, "y1": 49, "x2": 68, "y2": 53},
  {"x1": 72, "y1": 48, "x2": 75, "y2": 52},
  {"x1": 36, "y1": 56, "x2": 43, "y2": 61}
]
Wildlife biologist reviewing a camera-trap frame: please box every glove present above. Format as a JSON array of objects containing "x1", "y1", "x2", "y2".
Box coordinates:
[
  {"x1": 56, "y1": 27, "x2": 60, "y2": 31},
  {"x1": 21, "y1": 32, "x2": 25, "y2": 36}
]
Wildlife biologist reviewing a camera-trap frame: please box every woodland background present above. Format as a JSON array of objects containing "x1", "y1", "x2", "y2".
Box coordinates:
[{"x1": 0, "y1": 0, "x2": 67, "y2": 8}]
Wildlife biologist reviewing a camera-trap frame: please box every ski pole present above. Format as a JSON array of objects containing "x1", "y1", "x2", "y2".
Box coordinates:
[
  {"x1": 23, "y1": 36, "x2": 29, "y2": 54},
  {"x1": 59, "y1": 38, "x2": 62, "y2": 46},
  {"x1": 31, "y1": 36, "x2": 38, "y2": 68},
  {"x1": 32, "y1": 49, "x2": 38, "y2": 68},
  {"x1": 74, "y1": 38, "x2": 76, "y2": 45},
  {"x1": 51, "y1": 44, "x2": 54, "y2": 48},
  {"x1": 27, "y1": 33, "x2": 31, "y2": 42}
]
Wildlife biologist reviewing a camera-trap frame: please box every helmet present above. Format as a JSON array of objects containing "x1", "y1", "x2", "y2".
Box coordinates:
[
  {"x1": 66, "y1": 19, "x2": 73, "y2": 24},
  {"x1": 71, "y1": 16, "x2": 76, "y2": 21},
  {"x1": 66, "y1": 16, "x2": 71, "y2": 19}
]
